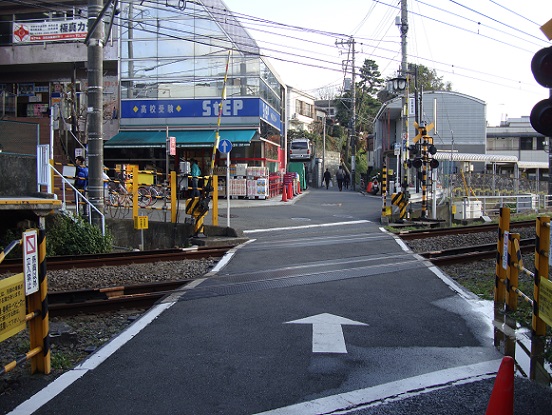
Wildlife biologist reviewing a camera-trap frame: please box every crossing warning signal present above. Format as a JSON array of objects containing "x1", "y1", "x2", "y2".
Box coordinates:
[{"x1": 530, "y1": 46, "x2": 552, "y2": 136}]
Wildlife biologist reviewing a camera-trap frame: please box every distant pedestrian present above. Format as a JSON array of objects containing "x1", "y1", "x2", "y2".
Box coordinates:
[
  {"x1": 323, "y1": 168, "x2": 331, "y2": 189},
  {"x1": 191, "y1": 159, "x2": 201, "y2": 197},
  {"x1": 344, "y1": 171, "x2": 350, "y2": 189},
  {"x1": 74, "y1": 156, "x2": 88, "y2": 215},
  {"x1": 74, "y1": 156, "x2": 88, "y2": 192},
  {"x1": 336, "y1": 166, "x2": 344, "y2": 191}
]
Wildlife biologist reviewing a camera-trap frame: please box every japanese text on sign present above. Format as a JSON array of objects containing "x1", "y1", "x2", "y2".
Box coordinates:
[
  {"x1": 23, "y1": 229, "x2": 39, "y2": 295},
  {"x1": 0, "y1": 273, "x2": 26, "y2": 342},
  {"x1": 539, "y1": 277, "x2": 552, "y2": 328}
]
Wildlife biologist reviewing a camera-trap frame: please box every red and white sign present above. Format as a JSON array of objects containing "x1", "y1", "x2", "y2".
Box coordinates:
[
  {"x1": 23, "y1": 229, "x2": 39, "y2": 295},
  {"x1": 13, "y1": 19, "x2": 87, "y2": 44},
  {"x1": 169, "y1": 136, "x2": 176, "y2": 156}
]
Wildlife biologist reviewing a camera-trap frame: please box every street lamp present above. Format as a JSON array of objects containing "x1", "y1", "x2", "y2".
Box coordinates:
[{"x1": 387, "y1": 76, "x2": 407, "y2": 93}]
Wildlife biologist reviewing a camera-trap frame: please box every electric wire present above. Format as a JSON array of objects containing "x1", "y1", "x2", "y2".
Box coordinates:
[{"x1": 1, "y1": 0, "x2": 546, "y2": 99}]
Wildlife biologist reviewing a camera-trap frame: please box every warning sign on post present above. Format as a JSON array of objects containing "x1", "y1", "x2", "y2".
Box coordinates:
[
  {"x1": 23, "y1": 229, "x2": 39, "y2": 295},
  {"x1": 0, "y1": 273, "x2": 26, "y2": 342},
  {"x1": 539, "y1": 277, "x2": 552, "y2": 328}
]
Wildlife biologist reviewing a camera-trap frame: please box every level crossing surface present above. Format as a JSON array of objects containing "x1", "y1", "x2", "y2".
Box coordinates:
[{"x1": 9, "y1": 188, "x2": 551, "y2": 415}]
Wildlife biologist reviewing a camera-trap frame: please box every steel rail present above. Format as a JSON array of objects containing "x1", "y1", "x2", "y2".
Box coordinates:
[
  {"x1": 421, "y1": 239, "x2": 535, "y2": 266},
  {"x1": 397, "y1": 220, "x2": 535, "y2": 240},
  {"x1": 48, "y1": 279, "x2": 196, "y2": 316},
  {"x1": 0, "y1": 246, "x2": 232, "y2": 274}
]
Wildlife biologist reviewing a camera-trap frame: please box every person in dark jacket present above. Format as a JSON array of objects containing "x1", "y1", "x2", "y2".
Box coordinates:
[{"x1": 323, "y1": 168, "x2": 331, "y2": 189}]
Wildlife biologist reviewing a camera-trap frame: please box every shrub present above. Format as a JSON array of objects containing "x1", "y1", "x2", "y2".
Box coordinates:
[{"x1": 46, "y1": 214, "x2": 113, "y2": 256}]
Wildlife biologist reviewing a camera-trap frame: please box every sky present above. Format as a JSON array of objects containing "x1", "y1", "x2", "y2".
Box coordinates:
[{"x1": 221, "y1": 0, "x2": 551, "y2": 127}]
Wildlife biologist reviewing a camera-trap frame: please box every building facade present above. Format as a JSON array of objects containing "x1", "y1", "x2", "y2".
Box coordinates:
[
  {"x1": 0, "y1": 0, "x2": 287, "y2": 176},
  {"x1": 374, "y1": 91, "x2": 487, "y2": 175}
]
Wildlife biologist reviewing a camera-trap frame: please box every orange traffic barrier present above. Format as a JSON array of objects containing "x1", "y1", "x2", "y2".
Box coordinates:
[
  {"x1": 281, "y1": 184, "x2": 288, "y2": 202},
  {"x1": 485, "y1": 356, "x2": 514, "y2": 415}
]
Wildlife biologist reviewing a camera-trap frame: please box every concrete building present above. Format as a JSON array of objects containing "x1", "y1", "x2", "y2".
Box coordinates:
[
  {"x1": 0, "y1": 0, "x2": 288, "y2": 177},
  {"x1": 487, "y1": 116, "x2": 547, "y2": 179},
  {"x1": 374, "y1": 91, "x2": 487, "y2": 176}
]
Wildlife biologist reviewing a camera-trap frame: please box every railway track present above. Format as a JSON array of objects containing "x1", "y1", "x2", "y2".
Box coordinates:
[
  {"x1": 419, "y1": 238, "x2": 535, "y2": 266},
  {"x1": 48, "y1": 279, "x2": 194, "y2": 316},
  {"x1": 0, "y1": 246, "x2": 231, "y2": 316},
  {"x1": 0, "y1": 246, "x2": 232, "y2": 274},
  {"x1": 397, "y1": 220, "x2": 534, "y2": 240}
]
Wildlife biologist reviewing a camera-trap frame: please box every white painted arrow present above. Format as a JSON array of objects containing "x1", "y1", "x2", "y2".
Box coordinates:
[{"x1": 285, "y1": 313, "x2": 368, "y2": 354}]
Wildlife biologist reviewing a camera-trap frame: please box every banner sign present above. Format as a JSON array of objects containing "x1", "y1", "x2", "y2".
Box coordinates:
[
  {"x1": 121, "y1": 97, "x2": 281, "y2": 131},
  {"x1": 0, "y1": 273, "x2": 26, "y2": 342},
  {"x1": 13, "y1": 19, "x2": 87, "y2": 43}
]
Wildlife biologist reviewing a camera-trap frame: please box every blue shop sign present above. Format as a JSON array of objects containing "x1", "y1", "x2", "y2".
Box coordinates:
[{"x1": 120, "y1": 97, "x2": 281, "y2": 131}]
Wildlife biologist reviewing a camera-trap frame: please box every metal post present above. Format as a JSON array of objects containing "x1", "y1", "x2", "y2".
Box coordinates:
[
  {"x1": 494, "y1": 207, "x2": 510, "y2": 306},
  {"x1": 351, "y1": 37, "x2": 356, "y2": 191},
  {"x1": 533, "y1": 216, "x2": 550, "y2": 336},
  {"x1": 226, "y1": 151, "x2": 230, "y2": 227},
  {"x1": 400, "y1": 0, "x2": 409, "y2": 194},
  {"x1": 86, "y1": 0, "x2": 105, "y2": 228}
]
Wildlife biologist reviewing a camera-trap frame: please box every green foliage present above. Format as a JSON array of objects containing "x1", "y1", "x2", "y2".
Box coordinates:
[
  {"x1": 411, "y1": 64, "x2": 453, "y2": 92},
  {"x1": 0, "y1": 227, "x2": 23, "y2": 259},
  {"x1": 51, "y1": 351, "x2": 73, "y2": 370},
  {"x1": 46, "y1": 214, "x2": 113, "y2": 256}
]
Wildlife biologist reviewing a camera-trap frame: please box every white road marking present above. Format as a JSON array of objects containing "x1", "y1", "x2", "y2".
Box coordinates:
[
  {"x1": 286, "y1": 313, "x2": 368, "y2": 354},
  {"x1": 244, "y1": 220, "x2": 370, "y2": 234},
  {"x1": 252, "y1": 359, "x2": 502, "y2": 415}
]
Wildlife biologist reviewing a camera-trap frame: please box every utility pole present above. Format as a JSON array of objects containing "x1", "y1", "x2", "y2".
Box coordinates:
[
  {"x1": 400, "y1": 0, "x2": 409, "y2": 195},
  {"x1": 351, "y1": 37, "x2": 356, "y2": 191},
  {"x1": 336, "y1": 37, "x2": 356, "y2": 189},
  {"x1": 86, "y1": 0, "x2": 105, "y2": 226}
]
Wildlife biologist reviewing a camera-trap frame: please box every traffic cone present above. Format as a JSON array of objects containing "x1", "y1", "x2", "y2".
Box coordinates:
[
  {"x1": 288, "y1": 183, "x2": 293, "y2": 199},
  {"x1": 485, "y1": 356, "x2": 514, "y2": 415},
  {"x1": 281, "y1": 184, "x2": 288, "y2": 202}
]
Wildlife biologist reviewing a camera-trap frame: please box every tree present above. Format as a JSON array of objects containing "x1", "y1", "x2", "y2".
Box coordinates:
[
  {"x1": 358, "y1": 59, "x2": 384, "y2": 96},
  {"x1": 409, "y1": 64, "x2": 452, "y2": 92}
]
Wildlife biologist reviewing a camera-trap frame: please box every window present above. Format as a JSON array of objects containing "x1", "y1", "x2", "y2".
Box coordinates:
[{"x1": 520, "y1": 137, "x2": 533, "y2": 150}]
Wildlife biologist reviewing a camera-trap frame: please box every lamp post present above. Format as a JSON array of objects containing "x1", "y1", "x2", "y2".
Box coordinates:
[{"x1": 387, "y1": 76, "x2": 407, "y2": 191}]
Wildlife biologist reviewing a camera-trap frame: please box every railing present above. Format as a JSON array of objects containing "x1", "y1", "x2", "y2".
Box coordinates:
[
  {"x1": 49, "y1": 164, "x2": 106, "y2": 235},
  {"x1": 493, "y1": 207, "x2": 552, "y2": 387},
  {"x1": 452, "y1": 194, "x2": 551, "y2": 218}
]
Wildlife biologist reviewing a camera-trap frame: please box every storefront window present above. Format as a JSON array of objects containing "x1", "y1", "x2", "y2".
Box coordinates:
[{"x1": 119, "y1": 0, "x2": 283, "y2": 105}]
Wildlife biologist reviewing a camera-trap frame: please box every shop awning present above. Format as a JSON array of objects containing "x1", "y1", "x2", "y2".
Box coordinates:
[{"x1": 104, "y1": 129, "x2": 257, "y2": 149}]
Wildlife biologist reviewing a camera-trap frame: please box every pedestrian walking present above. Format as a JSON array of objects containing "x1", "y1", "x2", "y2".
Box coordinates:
[
  {"x1": 336, "y1": 166, "x2": 344, "y2": 191},
  {"x1": 323, "y1": 168, "x2": 331, "y2": 189},
  {"x1": 191, "y1": 159, "x2": 201, "y2": 197},
  {"x1": 344, "y1": 171, "x2": 350, "y2": 189}
]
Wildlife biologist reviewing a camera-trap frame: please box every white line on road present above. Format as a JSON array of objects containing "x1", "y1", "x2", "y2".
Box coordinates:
[
  {"x1": 244, "y1": 220, "x2": 371, "y2": 234},
  {"x1": 252, "y1": 359, "x2": 502, "y2": 415}
]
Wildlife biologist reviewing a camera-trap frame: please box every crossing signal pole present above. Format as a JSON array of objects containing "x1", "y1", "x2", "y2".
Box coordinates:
[{"x1": 409, "y1": 122, "x2": 438, "y2": 218}]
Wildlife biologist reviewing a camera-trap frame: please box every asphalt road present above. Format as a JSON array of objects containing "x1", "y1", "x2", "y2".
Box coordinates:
[{"x1": 10, "y1": 187, "x2": 552, "y2": 415}]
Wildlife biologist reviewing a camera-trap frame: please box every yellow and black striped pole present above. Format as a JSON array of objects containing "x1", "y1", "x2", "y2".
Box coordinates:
[
  {"x1": 207, "y1": 49, "x2": 232, "y2": 193},
  {"x1": 28, "y1": 228, "x2": 50, "y2": 374},
  {"x1": 533, "y1": 216, "x2": 550, "y2": 336}
]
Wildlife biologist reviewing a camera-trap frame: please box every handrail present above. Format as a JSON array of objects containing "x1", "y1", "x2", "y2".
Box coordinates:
[{"x1": 49, "y1": 164, "x2": 105, "y2": 236}]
